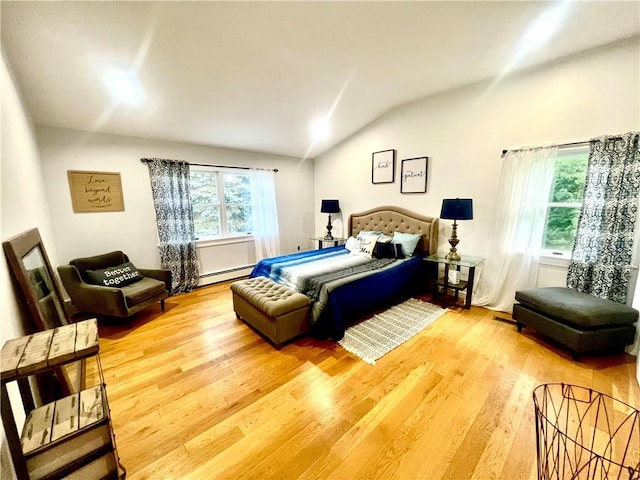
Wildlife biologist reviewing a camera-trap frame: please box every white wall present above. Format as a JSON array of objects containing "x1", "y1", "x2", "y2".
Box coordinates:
[
  {"x1": 314, "y1": 38, "x2": 640, "y2": 387},
  {"x1": 1, "y1": 53, "x2": 60, "y2": 480},
  {"x1": 314, "y1": 38, "x2": 640, "y2": 278},
  {"x1": 36, "y1": 127, "x2": 315, "y2": 279}
]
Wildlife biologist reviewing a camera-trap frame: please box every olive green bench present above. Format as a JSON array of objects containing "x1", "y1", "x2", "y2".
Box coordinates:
[
  {"x1": 231, "y1": 277, "x2": 312, "y2": 348},
  {"x1": 513, "y1": 287, "x2": 638, "y2": 360}
]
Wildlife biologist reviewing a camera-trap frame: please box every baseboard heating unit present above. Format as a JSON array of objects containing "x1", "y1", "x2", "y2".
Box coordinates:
[{"x1": 199, "y1": 265, "x2": 254, "y2": 286}]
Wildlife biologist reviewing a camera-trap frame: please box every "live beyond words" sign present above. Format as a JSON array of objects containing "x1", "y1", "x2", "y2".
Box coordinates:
[{"x1": 67, "y1": 170, "x2": 125, "y2": 213}]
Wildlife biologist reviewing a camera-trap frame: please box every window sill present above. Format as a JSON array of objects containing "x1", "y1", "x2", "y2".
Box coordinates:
[
  {"x1": 540, "y1": 253, "x2": 570, "y2": 267},
  {"x1": 196, "y1": 235, "x2": 254, "y2": 248}
]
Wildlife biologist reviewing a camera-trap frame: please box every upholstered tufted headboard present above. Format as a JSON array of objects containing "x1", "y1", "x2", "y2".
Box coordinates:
[{"x1": 348, "y1": 206, "x2": 439, "y2": 256}]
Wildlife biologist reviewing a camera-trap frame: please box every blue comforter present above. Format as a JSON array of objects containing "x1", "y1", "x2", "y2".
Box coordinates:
[{"x1": 251, "y1": 246, "x2": 427, "y2": 340}]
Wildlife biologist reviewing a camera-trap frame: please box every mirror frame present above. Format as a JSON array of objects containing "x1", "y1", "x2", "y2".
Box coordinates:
[
  {"x1": 3, "y1": 228, "x2": 69, "y2": 331},
  {"x1": 3, "y1": 228, "x2": 83, "y2": 397}
]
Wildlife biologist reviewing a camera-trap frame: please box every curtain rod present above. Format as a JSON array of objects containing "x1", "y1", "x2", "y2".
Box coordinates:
[
  {"x1": 502, "y1": 140, "x2": 588, "y2": 157},
  {"x1": 190, "y1": 162, "x2": 278, "y2": 172},
  {"x1": 141, "y1": 158, "x2": 278, "y2": 172},
  {"x1": 502, "y1": 135, "x2": 625, "y2": 156}
]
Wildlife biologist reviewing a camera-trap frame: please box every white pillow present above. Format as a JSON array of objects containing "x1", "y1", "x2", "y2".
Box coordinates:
[
  {"x1": 344, "y1": 236, "x2": 358, "y2": 252},
  {"x1": 350, "y1": 232, "x2": 380, "y2": 257},
  {"x1": 392, "y1": 231, "x2": 422, "y2": 256}
]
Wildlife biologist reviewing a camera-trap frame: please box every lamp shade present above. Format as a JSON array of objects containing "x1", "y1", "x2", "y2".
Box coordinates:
[
  {"x1": 321, "y1": 199, "x2": 340, "y2": 214},
  {"x1": 440, "y1": 198, "x2": 473, "y2": 220}
]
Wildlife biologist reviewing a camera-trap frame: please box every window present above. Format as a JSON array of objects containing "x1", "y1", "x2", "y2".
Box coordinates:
[
  {"x1": 541, "y1": 146, "x2": 589, "y2": 255},
  {"x1": 190, "y1": 169, "x2": 253, "y2": 240}
]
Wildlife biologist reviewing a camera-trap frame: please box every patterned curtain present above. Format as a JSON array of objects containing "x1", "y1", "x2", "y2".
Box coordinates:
[
  {"x1": 566, "y1": 132, "x2": 640, "y2": 304},
  {"x1": 143, "y1": 158, "x2": 199, "y2": 294}
]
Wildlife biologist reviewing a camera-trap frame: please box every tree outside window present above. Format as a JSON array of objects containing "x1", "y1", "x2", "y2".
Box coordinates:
[
  {"x1": 542, "y1": 148, "x2": 589, "y2": 254},
  {"x1": 190, "y1": 169, "x2": 252, "y2": 239},
  {"x1": 223, "y1": 173, "x2": 252, "y2": 234}
]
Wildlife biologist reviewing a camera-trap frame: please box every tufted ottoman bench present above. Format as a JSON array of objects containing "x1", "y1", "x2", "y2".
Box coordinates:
[
  {"x1": 230, "y1": 276, "x2": 312, "y2": 348},
  {"x1": 513, "y1": 287, "x2": 638, "y2": 360}
]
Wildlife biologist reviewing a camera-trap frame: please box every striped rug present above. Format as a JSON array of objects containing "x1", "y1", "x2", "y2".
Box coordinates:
[{"x1": 338, "y1": 298, "x2": 447, "y2": 365}]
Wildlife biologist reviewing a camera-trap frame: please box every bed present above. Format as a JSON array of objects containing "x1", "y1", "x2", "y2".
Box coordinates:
[{"x1": 250, "y1": 206, "x2": 439, "y2": 340}]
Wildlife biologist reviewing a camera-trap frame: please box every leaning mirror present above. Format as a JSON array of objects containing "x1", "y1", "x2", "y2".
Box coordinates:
[
  {"x1": 3, "y1": 228, "x2": 81, "y2": 395},
  {"x1": 3, "y1": 228, "x2": 68, "y2": 331}
]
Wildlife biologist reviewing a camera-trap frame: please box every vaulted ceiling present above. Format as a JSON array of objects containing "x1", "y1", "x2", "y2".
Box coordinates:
[{"x1": 2, "y1": 1, "x2": 639, "y2": 158}]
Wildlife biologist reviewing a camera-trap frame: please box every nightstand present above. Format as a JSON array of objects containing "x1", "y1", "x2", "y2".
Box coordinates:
[
  {"x1": 424, "y1": 254, "x2": 485, "y2": 308},
  {"x1": 309, "y1": 236, "x2": 347, "y2": 249}
]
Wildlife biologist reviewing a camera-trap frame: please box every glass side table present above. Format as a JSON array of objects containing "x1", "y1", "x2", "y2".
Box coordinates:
[
  {"x1": 309, "y1": 236, "x2": 347, "y2": 249},
  {"x1": 424, "y1": 254, "x2": 485, "y2": 309}
]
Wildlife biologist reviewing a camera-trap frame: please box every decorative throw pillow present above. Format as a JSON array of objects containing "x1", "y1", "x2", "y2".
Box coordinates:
[
  {"x1": 85, "y1": 261, "x2": 143, "y2": 287},
  {"x1": 392, "y1": 232, "x2": 422, "y2": 257},
  {"x1": 350, "y1": 232, "x2": 380, "y2": 257},
  {"x1": 372, "y1": 234, "x2": 393, "y2": 257},
  {"x1": 374, "y1": 242, "x2": 405, "y2": 259}
]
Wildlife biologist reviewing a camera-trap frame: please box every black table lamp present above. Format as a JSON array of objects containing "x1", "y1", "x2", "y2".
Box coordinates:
[
  {"x1": 321, "y1": 199, "x2": 340, "y2": 240},
  {"x1": 440, "y1": 198, "x2": 473, "y2": 261}
]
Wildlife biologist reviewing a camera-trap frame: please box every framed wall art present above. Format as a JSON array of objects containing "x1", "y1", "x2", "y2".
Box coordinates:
[
  {"x1": 67, "y1": 170, "x2": 125, "y2": 213},
  {"x1": 372, "y1": 149, "x2": 396, "y2": 184},
  {"x1": 400, "y1": 157, "x2": 428, "y2": 193}
]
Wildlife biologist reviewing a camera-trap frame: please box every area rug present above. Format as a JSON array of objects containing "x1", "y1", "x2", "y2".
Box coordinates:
[{"x1": 338, "y1": 298, "x2": 447, "y2": 365}]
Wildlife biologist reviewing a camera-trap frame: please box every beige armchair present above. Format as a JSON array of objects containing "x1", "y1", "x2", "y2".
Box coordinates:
[{"x1": 58, "y1": 251, "x2": 171, "y2": 320}]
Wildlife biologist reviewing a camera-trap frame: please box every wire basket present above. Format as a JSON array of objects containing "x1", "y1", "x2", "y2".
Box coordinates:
[{"x1": 534, "y1": 384, "x2": 640, "y2": 480}]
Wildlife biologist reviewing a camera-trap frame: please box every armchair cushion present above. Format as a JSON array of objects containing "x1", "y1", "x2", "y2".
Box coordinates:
[
  {"x1": 85, "y1": 261, "x2": 143, "y2": 287},
  {"x1": 122, "y1": 277, "x2": 167, "y2": 306}
]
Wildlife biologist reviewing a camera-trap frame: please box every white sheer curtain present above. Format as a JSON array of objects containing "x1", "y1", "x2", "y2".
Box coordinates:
[
  {"x1": 251, "y1": 170, "x2": 280, "y2": 261},
  {"x1": 474, "y1": 146, "x2": 558, "y2": 311}
]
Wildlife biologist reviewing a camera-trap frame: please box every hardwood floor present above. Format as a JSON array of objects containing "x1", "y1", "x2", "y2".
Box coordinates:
[{"x1": 88, "y1": 281, "x2": 640, "y2": 479}]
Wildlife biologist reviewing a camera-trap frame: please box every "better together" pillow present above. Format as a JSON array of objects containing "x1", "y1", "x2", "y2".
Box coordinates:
[{"x1": 85, "y1": 261, "x2": 143, "y2": 287}]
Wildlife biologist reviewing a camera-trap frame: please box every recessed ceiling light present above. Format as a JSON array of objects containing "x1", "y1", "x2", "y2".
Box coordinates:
[
  {"x1": 494, "y1": 1, "x2": 572, "y2": 82},
  {"x1": 521, "y1": 1, "x2": 570, "y2": 52},
  {"x1": 311, "y1": 116, "x2": 331, "y2": 142},
  {"x1": 105, "y1": 69, "x2": 142, "y2": 103}
]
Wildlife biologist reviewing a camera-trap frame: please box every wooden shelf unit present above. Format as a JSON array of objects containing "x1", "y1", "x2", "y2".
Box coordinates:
[{"x1": 1, "y1": 319, "x2": 124, "y2": 480}]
